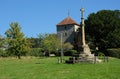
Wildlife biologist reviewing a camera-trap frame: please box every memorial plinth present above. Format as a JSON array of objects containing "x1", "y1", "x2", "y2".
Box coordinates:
[
  {"x1": 66, "y1": 8, "x2": 101, "y2": 64},
  {"x1": 80, "y1": 8, "x2": 101, "y2": 63}
]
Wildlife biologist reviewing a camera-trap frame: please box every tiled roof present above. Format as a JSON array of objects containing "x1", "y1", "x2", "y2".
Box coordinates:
[{"x1": 57, "y1": 16, "x2": 79, "y2": 26}]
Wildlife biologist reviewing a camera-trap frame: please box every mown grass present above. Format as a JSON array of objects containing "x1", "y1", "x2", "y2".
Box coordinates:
[{"x1": 0, "y1": 56, "x2": 120, "y2": 79}]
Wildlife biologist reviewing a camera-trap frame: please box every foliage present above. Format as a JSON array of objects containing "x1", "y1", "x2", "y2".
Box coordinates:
[
  {"x1": 42, "y1": 34, "x2": 61, "y2": 54},
  {"x1": 42, "y1": 34, "x2": 73, "y2": 56},
  {"x1": 5, "y1": 22, "x2": 30, "y2": 59},
  {"x1": 37, "y1": 33, "x2": 47, "y2": 47},
  {"x1": 0, "y1": 49, "x2": 8, "y2": 57},
  {"x1": 28, "y1": 48, "x2": 43, "y2": 57},
  {"x1": 64, "y1": 49, "x2": 77, "y2": 56},
  {"x1": 27, "y1": 34, "x2": 47, "y2": 48},
  {"x1": 27, "y1": 38, "x2": 40, "y2": 48},
  {"x1": 63, "y1": 42, "x2": 73, "y2": 51},
  {"x1": 107, "y1": 29, "x2": 120, "y2": 48},
  {"x1": 0, "y1": 57, "x2": 120, "y2": 79},
  {"x1": 0, "y1": 34, "x2": 8, "y2": 57},
  {"x1": 85, "y1": 10, "x2": 120, "y2": 50},
  {"x1": 0, "y1": 36, "x2": 5, "y2": 48},
  {"x1": 107, "y1": 48, "x2": 120, "y2": 58}
]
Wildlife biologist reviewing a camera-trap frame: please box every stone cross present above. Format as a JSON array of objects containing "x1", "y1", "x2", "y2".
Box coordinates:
[
  {"x1": 80, "y1": 8, "x2": 91, "y2": 54},
  {"x1": 80, "y1": 8, "x2": 86, "y2": 46}
]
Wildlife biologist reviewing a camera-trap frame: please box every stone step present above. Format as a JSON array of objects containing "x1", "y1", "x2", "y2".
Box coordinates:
[{"x1": 66, "y1": 53, "x2": 101, "y2": 64}]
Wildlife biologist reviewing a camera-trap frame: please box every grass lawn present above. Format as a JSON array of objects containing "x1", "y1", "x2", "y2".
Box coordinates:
[{"x1": 0, "y1": 56, "x2": 120, "y2": 79}]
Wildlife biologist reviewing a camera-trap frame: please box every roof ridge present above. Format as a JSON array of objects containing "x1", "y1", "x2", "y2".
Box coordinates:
[{"x1": 57, "y1": 16, "x2": 79, "y2": 26}]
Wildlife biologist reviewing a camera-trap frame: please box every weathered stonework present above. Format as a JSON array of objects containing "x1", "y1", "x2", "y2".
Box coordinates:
[
  {"x1": 79, "y1": 8, "x2": 101, "y2": 63},
  {"x1": 66, "y1": 8, "x2": 101, "y2": 63},
  {"x1": 56, "y1": 8, "x2": 101, "y2": 63},
  {"x1": 56, "y1": 16, "x2": 80, "y2": 44}
]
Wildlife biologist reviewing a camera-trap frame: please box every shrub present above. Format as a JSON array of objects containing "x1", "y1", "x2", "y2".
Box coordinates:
[
  {"x1": 0, "y1": 49, "x2": 8, "y2": 57},
  {"x1": 28, "y1": 48, "x2": 43, "y2": 57},
  {"x1": 107, "y1": 48, "x2": 120, "y2": 58},
  {"x1": 64, "y1": 50, "x2": 77, "y2": 56}
]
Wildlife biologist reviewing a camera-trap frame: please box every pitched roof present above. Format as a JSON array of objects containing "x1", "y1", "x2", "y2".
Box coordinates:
[{"x1": 57, "y1": 16, "x2": 79, "y2": 26}]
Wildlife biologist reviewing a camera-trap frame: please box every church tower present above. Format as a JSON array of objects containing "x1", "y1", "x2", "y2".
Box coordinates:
[{"x1": 56, "y1": 16, "x2": 80, "y2": 45}]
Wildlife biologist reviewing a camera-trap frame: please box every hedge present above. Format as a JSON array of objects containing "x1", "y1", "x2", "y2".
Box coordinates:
[
  {"x1": 64, "y1": 50, "x2": 77, "y2": 56},
  {"x1": 107, "y1": 48, "x2": 120, "y2": 58},
  {"x1": 28, "y1": 48, "x2": 43, "y2": 57}
]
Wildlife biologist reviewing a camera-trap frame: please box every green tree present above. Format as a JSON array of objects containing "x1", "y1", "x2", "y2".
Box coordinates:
[
  {"x1": 5, "y1": 22, "x2": 30, "y2": 59},
  {"x1": 27, "y1": 37, "x2": 41, "y2": 48},
  {"x1": 0, "y1": 35, "x2": 7, "y2": 57},
  {"x1": 0, "y1": 35, "x2": 5, "y2": 48},
  {"x1": 63, "y1": 42, "x2": 73, "y2": 51},
  {"x1": 42, "y1": 34, "x2": 61, "y2": 55},
  {"x1": 36, "y1": 33, "x2": 47, "y2": 48},
  {"x1": 42, "y1": 34, "x2": 73, "y2": 56},
  {"x1": 27, "y1": 34, "x2": 47, "y2": 48},
  {"x1": 85, "y1": 10, "x2": 120, "y2": 50}
]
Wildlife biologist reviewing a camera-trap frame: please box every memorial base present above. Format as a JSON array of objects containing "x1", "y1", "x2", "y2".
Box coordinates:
[{"x1": 66, "y1": 44, "x2": 102, "y2": 64}]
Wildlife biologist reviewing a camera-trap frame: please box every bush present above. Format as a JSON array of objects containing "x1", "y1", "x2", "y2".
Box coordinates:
[
  {"x1": 0, "y1": 49, "x2": 8, "y2": 57},
  {"x1": 64, "y1": 50, "x2": 77, "y2": 56},
  {"x1": 107, "y1": 48, "x2": 120, "y2": 58},
  {"x1": 28, "y1": 48, "x2": 43, "y2": 57}
]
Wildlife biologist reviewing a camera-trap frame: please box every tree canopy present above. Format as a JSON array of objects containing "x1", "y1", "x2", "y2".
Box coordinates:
[
  {"x1": 42, "y1": 34, "x2": 61, "y2": 54},
  {"x1": 42, "y1": 34, "x2": 73, "y2": 55},
  {"x1": 85, "y1": 10, "x2": 120, "y2": 50},
  {"x1": 5, "y1": 22, "x2": 30, "y2": 59},
  {"x1": 0, "y1": 35, "x2": 5, "y2": 48}
]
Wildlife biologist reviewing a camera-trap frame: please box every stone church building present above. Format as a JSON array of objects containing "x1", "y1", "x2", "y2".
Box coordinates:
[{"x1": 56, "y1": 16, "x2": 82, "y2": 50}]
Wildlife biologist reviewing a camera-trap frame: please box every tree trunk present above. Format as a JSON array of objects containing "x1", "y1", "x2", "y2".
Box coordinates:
[{"x1": 18, "y1": 54, "x2": 21, "y2": 59}]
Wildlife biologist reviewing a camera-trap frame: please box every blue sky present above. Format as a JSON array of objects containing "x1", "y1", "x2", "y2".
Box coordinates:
[{"x1": 0, "y1": 0, "x2": 120, "y2": 37}]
